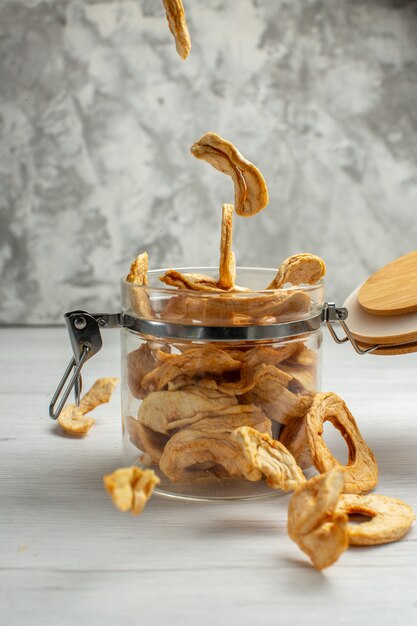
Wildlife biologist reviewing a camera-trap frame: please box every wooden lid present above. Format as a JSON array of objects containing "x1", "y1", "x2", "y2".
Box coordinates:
[
  {"x1": 358, "y1": 250, "x2": 417, "y2": 316},
  {"x1": 343, "y1": 284, "x2": 417, "y2": 354}
]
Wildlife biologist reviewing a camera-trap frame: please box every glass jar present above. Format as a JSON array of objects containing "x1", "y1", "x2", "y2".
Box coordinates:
[
  {"x1": 50, "y1": 255, "x2": 417, "y2": 502},
  {"x1": 120, "y1": 267, "x2": 324, "y2": 501}
]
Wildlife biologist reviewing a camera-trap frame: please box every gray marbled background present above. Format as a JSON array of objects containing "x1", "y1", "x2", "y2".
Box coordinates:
[{"x1": 1, "y1": 0, "x2": 417, "y2": 323}]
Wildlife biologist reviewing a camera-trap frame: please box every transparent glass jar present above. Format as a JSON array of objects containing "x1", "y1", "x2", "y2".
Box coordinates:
[{"x1": 121, "y1": 267, "x2": 324, "y2": 501}]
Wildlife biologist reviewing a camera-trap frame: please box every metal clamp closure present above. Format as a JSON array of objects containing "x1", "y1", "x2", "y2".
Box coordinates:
[
  {"x1": 323, "y1": 302, "x2": 383, "y2": 355},
  {"x1": 49, "y1": 312, "x2": 123, "y2": 420}
]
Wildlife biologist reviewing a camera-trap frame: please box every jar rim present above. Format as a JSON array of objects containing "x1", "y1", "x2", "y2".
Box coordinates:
[
  {"x1": 120, "y1": 266, "x2": 325, "y2": 339},
  {"x1": 121, "y1": 266, "x2": 325, "y2": 297}
]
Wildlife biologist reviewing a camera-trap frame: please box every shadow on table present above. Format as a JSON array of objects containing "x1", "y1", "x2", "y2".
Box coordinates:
[
  {"x1": 197, "y1": 517, "x2": 282, "y2": 537},
  {"x1": 371, "y1": 436, "x2": 417, "y2": 484},
  {"x1": 280, "y1": 555, "x2": 330, "y2": 575}
]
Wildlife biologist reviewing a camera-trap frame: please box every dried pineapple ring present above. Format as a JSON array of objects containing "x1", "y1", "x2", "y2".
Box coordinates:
[
  {"x1": 127, "y1": 416, "x2": 169, "y2": 464},
  {"x1": 127, "y1": 343, "x2": 159, "y2": 400},
  {"x1": 218, "y1": 203, "x2": 236, "y2": 290},
  {"x1": 103, "y1": 466, "x2": 160, "y2": 515},
  {"x1": 160, "y1": 270, "x2": 223, "y2": 291},
  {"x1": 58, "y1": 405, "x2": 95, "y2": 436},
  {"x1": 79, "y1": 377, "x2": 119, "y2": 414},
  {"x1": 58, "y1": 377, "x2": 118, "y2": 436},
  {"x1": 242, "y1": 343, "x2": 304, "y2": 368},
  {"x1": 295, "y1": 515, "x2": 349, "y2": 571},
  {"x1": 162, "y1": 0, "x2": 191, "y2": 60},
  {"x1": 190, "y1": 132, "x2": 269, "y2": 217},
  {"x1": 126, "y1": 252, "x2": 149, "y2": 285},
  {"x1": 267, "y1": 253, "x2": 326, "y2": 289},
  {"x1": 141, "y1": 346, "x2": 242, "y2": 392},
  {"x1": 288, "y1": 467, "x2": 345, "y2": 536},
  {"x1": 232, "y1": 426, "x2": 306, "y2": 490},
  {"x1": 126, "y1": 251, "x2": 154, "y2": 318},
  {"x1": 162, "y1": 288, "x2": 311, "y2": 326},
  {"x1": 335, "y1": 494, "x2": 415, "y2": 545},
  {"x1": 287, "y1": 467, "x2": 349, "y2": 570},
  {"x1": 138, "y1": 387, "x2": 237, "y2": 435},
  {"x1": 159, "y1": 407, "x2": 272, "y2": 483},
  {"x1": 217, "y1": 362, "x2": 292, "y2": 396},
  {"x1": 280, "y1": 392, "x2": 378, "y2": 494},
  {"x1": 159, "y1": 269, "x2": 248, "y2": 292}
]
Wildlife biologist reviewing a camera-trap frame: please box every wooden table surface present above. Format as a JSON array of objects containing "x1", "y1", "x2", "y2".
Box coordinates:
[{"x1": 1, "y1": 327, "x2": 416, "y2": 625}]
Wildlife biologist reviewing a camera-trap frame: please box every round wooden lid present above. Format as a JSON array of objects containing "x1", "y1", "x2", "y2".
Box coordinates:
[
  {"x1": 358, "y1": 250, "x2": 417, "y2": 316},
  {"x1": 343, "y1": 284, "x2": 417, "y2": 354}
]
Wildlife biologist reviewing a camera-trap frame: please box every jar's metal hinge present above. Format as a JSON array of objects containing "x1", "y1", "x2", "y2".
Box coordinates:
[
  {"x1": 322, "y1": 302, "x2": 382, "y2": 355},
  {"x1": 49, "y1": 311, "x2": 124, "y2": 420}
]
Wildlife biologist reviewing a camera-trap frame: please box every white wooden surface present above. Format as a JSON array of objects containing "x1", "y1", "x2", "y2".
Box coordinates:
[{"x1": 1, "y1": 327, "x2": 416, "y2": 626}]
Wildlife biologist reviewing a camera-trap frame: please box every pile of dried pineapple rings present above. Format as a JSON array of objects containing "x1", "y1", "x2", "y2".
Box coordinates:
[
  {"x1": 57, "y1": 8, "x2": 416, "y2": 567},
  {"x1": 110, "y1": 132, "x2": 414, "y2": 569}
]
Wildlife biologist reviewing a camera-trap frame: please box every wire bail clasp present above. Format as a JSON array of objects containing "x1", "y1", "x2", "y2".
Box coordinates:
[
  {"x1": 49, "y1": 311, "x2": 124, "y2": 420},
  {"x1": 48, "y1": 311, "x2": 106, "y2": 420},
  {"x1": 323, "y1": 302, "x2": 382, "y2": 355}
]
